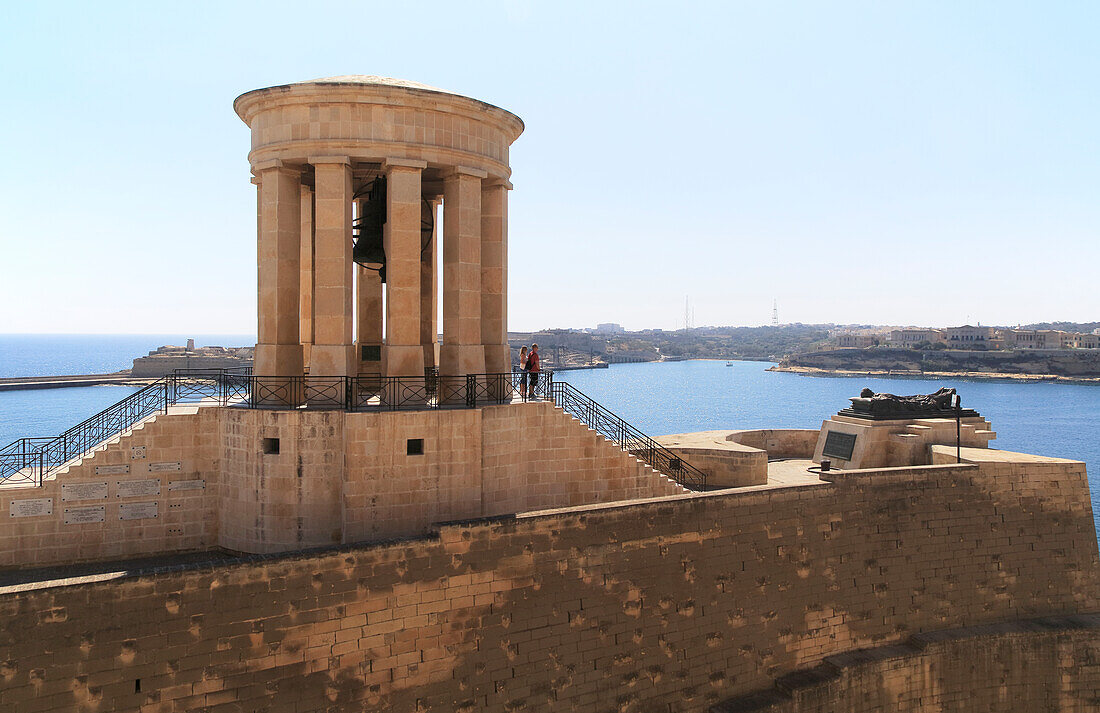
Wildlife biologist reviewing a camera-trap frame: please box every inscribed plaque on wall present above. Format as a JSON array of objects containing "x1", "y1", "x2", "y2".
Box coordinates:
[
  {"x1": 95, "y1": 464, "x2": 129, "y2": 475},
  {"x1": 10, "y1": 498, "x2": 53, "y2": 518},
  {"x1": 149, "y1": 462, "x2": 182, "y2": 473},
  {"x1": 120, "y1": 502, "x2": 158, "y2": 520},
  {"x1": 116, "y1": 479, "x2": 161, "y2": 498},
  {"x1": 61, "y1": 482, "x2": 108, "y2": 502},
  {"x1": 131, "y1": 446, "x2": 146, "y2": 460},
  {"x1": 822, "y1": 431, "x2": 858, "y2": 461},
  {"x1": 64, "y1": 505, "x2": 106, "y2": 524},
  {"x1": 168, "y1": 479, "x2": 205, "y2": 491}
]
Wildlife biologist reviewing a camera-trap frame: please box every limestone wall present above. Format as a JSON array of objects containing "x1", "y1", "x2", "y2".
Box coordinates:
[
  {"x1": 1, "y1": 455, "x2": 1096, "y2": 712},
  {"x1": 0, "y1": 407, "x2": 221, "y2": 568},
  {"x1": 0, "y1": 402, "x2": 684, "y2": 566},
  {"x1": 713, "y1": 616, "x2": 1100, "y2": 712}
]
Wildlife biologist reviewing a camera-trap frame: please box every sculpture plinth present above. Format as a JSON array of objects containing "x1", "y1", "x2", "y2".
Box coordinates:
[{"x1": 813, "y1": 387, "x2": 995, "y2": 469}]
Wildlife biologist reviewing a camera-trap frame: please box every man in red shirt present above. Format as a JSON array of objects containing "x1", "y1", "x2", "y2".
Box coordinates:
[{"x1": 526, "y1": 343, "x2": 540, "y2": 399}]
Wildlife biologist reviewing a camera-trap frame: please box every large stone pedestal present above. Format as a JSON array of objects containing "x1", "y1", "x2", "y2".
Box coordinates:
[{"x1": 813, "y1": 413, "x2": 996, "y2": 469}]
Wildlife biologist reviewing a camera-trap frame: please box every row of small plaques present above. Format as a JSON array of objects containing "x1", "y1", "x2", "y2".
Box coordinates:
[
  {"x1": 63, "y1": 502, "x2": 157, "y2": 524},
  {"x1": 9, "y1": 480, "x2": 204, "y2": 520},
  {"x1": 60, "y1": 478, "x2": 161, "y2": 500},
  {"x1": 94, "y1": 461, "x2": 182, "y2": 475}
]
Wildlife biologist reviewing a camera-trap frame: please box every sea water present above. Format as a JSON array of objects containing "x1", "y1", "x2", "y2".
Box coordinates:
[
  {"x1": 557, "y1": 360, "x2": 1100, "y2": 538},
  {"x1": 0, "y1": 339, "x2": 1096, "y2": 538}
]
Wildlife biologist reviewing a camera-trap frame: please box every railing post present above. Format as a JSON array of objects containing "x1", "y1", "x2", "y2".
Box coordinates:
[
  {"x1": 466, "y1": 374, "x2": 476, "y2": 408},
  {"x1": 345, "y1": 376, "x2": 354, "y2": 411}
]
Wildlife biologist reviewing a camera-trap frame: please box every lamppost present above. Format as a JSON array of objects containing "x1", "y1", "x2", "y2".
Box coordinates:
[{"x1": 952, "y1": 392, "x2": 962, "y2": 463}]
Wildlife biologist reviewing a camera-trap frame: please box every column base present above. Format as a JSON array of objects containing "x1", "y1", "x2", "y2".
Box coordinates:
[
  {"x1": 484, "y1": 344, "x2": 511, "y2": 375},
  {"x1": 309, "y1": 344, "x2": 356, "y2": 377},
  {"x1": 356, "y1": 341, "x2": 384, "y2": 376},
  {"x1": 439, "y1": 344, "x2": 486, "y2": 377},
  {"x1": 384, "y1": 345, "x2": 426, "y2": 377},
  {"x1": 254, "y1": 343, "x2": 304, "y2": 377},
  {"x1": 422, "y1": 342, "x2": 439, "y2": 371}
]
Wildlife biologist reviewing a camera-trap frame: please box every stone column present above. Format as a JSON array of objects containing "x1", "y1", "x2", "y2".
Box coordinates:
[
  {"x1": 299, "y1": 184, "x2": 315, "y2": 369},
  {"x1": 309, "y1": 157, "x2": 355, "y2": 377},
  {"x1": 421, "y1": 196, "x2": 441, "y2": 370},
  {"x1": 254, "y1": 160, "x2": 303, "y2": 377},
  {"x1": 355, "y1": 197, "x2": 384, "y2": 375},
  {"x1": 481, "y1": 179, "x2": 511, "y2": 375},
  {"x1": 440, "y1": 166, "x2": 487, "y2": 377},
  {"x1": 356, "y1": 269, "x2": 383, "y2": 370},
  {"x1": 382, "y1": 159, "x2": 427, "y2": 377}
]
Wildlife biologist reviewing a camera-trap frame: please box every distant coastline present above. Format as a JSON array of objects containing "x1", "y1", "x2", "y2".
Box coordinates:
[{"x1": 769, "y1": 364, "x2": 1100, "y2": 385}]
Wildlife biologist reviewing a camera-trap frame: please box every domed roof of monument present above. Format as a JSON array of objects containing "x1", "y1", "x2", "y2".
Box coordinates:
[
  {"x1": 234, "y1": 75, "x2": 524, "y2": 136},
  {"x1": 293, "y1": 75, "x2": 452, "y2": 94}
]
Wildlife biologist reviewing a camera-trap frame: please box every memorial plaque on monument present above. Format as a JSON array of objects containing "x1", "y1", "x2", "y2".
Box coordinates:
[
  {"x1": 120, "y1": 502, "x2": 158, "y2": 520},
  {"x1": 61, "y1": 482, "x2": 108, "y2": 502},
  {"x1": 822, "y1": 431, "x2": 857, "y2": 461},
  {"x1": 131, "y1": 446, "x2": 146, "y2": 460},
  {"x1": 64, "y1": 505, "x2": 106, "y2": 524},
  {"x1": 168, "y1": 479, "x2": 205, "y2": 491},
  {"x1": 149, "y1": 462, "x2": 182, "y2": 473},
  {"x1": 96, "y1": 464, "x2": 129, "y2": 475},
  {"x1": 10, "y1": 498, "x2": 53, "y2": 518},
  {"x1": 116, "y1": 479, "x2": 161, "y2": 498}
]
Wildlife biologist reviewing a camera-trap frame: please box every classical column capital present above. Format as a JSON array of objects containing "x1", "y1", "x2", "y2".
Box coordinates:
[
  {"x1": 382, "y1": 157, "x2": 428, "y2": 171},
  {"x1": 445, "y1": 165, "x2": 489, "y2": 180},
  {"x1": 483, "y1": 177, "x2": 513, "y2": 190},
  {"x1": 308, "y1": 155, "x2": 351, "y2": 166}
]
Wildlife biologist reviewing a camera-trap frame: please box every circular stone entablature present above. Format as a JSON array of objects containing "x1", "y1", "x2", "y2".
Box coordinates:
[{"x1": 234, "y1": 75, "x2": 524, "y2": 179}]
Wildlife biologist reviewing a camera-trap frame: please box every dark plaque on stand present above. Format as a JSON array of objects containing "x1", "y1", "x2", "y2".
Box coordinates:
[{"x1": 822, "y1": 431, "x2": 857, "y2": 460}]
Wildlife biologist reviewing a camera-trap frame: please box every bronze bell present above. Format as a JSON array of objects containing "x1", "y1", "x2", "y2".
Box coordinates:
[{"x1": 353, "y1": 176, "x2": 387, "y2": 281}]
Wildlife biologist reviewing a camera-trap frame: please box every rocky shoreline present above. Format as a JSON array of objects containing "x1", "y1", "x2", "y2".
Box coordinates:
[{"x1": 768, "y1": 364, "x2": 1100, "y2": 385}]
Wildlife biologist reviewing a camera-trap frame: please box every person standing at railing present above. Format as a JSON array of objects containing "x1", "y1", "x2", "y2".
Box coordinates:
[
  {"x1": 517, "y1": 345, "x2": 529, "y2": 402},
  {"x1": 527, "y1": 343, "x2": 540, "y2": 400}
]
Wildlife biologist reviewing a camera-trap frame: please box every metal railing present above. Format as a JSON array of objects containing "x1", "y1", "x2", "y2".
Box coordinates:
[
  {"x1": 0, "y1": 368, "x2": 705, "y2": 491},
  {"x1": 549, "y1": 381, "x2": 708, "y2": 490}
]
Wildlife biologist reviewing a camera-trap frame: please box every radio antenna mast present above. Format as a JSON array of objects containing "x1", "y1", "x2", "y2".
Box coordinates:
[{"x1": 772, "y1": 299, "x2": 779, "y2": 327}]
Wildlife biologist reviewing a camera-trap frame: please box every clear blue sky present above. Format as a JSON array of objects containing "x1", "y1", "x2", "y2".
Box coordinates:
[{"x1": 1, "y1": 1, "x2": 1097, "y2": 335}]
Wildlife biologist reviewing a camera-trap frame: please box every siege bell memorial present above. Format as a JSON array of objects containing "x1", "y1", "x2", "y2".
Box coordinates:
[
  {"x1": 0, "y1": 76, "x2": 1096, "y2": 713},
  {"x1": 234, "y1": 75, "x2": 523, "y2": 382}
]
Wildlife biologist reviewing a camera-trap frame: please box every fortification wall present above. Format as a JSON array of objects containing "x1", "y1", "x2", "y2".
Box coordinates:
[
  {"x1": 713, "y1": 616, "x2": 1100, "y2": 712},
  {"x1": 2, "y1": 456, "x2": 1096, "y2": 712},
  {"x1": 0, "y1": 402, "x2": 683, "y2": 566}
]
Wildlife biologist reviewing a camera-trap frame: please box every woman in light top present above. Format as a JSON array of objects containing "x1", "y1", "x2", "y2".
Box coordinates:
[{"x1": 517, "y1": 346, "x2": 529, "y2": 401}]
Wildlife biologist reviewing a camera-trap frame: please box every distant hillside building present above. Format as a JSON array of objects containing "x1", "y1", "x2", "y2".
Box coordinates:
[
  {"x1": 595, "y1": 322, "x2": 625, "y2": 334},
  {"x1": 1002, "y1": 329, "x2": 1067, "y2": 350},
  {"x1": 836, "y1": 333, "x2": 878, "y2": 348},
  {"x1": 888, "y1": 328, "x2": 945, "y2": 346},
  {"x1": 1073, "y1": 332, "x2": 1100, "y2": 349},
  {"x1": 946, "y1": 325, "x2": 995, "y2": 346}
]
